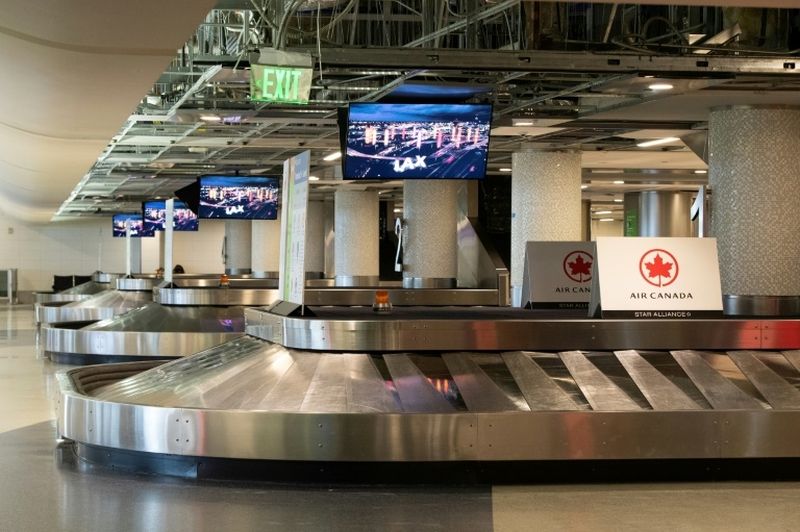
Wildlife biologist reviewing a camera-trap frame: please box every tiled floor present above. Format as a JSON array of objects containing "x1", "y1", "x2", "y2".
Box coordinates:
[{"x1": 3, "y1": 305, "x2": 800, "y2": 531}]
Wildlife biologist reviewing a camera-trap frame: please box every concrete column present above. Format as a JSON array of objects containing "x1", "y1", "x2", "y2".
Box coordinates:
[
  {"x1": 334, "y1": 190, "x2": 379, "y2": 286},
  {"x1": 402, "y1": 180, "x2": 459, "y2": 288},
  {"x1": 709, "y1": 105, "x2": 800, "y2": 314},
  {"x1": 224, "y1": 220, "x2": 251, "y2": 275},
  {"x1": 251, "y1": 215, "x2": 280, "y2": 278},
  {"x1": 305, "y1": 200, "x2": 325, "y2": 278},
  {"x1": 511, "y1": 150, "x2": 582, "y2": 306}
]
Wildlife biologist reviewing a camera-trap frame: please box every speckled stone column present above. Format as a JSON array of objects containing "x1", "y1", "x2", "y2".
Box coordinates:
[
  {"x1": 334, "y1": 190, "x2": 379, "y2": 286},
  {"x1": 305, "y1": 200, "x2": 326, "y2": 277},
  {"x1": 251, "y1": 215, "x2": 280, "y2": 277},
  {"x1": 402, "y1": 180, "x2": 459, "y2": 288},
  {"x1": 224, "y1": 220, "x2": 251, "y2": 275},
  {"x1": 511, "y1": 149, "x2": 582, "y2": 306},
  {"x1": 709, "y1": 105, "x2": 800, "y2": 312}
]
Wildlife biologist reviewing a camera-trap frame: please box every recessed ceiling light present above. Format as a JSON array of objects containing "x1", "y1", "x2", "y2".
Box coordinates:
[
  {"x1": 595, "y1": 210, "x2": 612, "y2": 215},
  {"x1": 648, "y1": 83, "x2": 674, "y2": 91},
  {"x1": 613, "y1": 180, "x2": 625, "y2": 184},
  {"x1": 199, "y1": 115, "x2": 221, "y2": 122},
  {"x1": 636, "y1": 137, "x2": 680, "y2": 148},
  {"x1": 694, "y1": 169, "x2": 708, "y2": 174},
  {"x1": 614, "y1": 198, "x2": 623, "y2": 203},
  {"x1": 323, "y1": 151, "x2": 342, "y2": 161},
  {"x1": 514, "y1": 121, "x2": 534, "y2": 127},
  {"x1": 599, "y1": 218, "x2": 615, "y2": 222},
  {"x1": 499, "y1": 167, "x2": 512, "y2": 172},
  {"x1": 308, "y1": 176, "x2": 320, "y2": 181},
  {"x1": 393, "y1": 208, "x2": 402, "y2": 213},
  {"x1": 581, "y1": 184, "x2": 588, "y2": 189}
]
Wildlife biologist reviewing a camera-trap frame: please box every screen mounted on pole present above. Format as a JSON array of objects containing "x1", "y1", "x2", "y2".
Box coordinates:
[
  {"x1": 112, "y1": 214, "x2": 153, "y2": 238},
  {"x1": 142, "y1": 200, "x2": 199, "y2": 232}
]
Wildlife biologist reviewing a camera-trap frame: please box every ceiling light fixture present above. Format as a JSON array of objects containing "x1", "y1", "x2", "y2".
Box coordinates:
[
  {"x1": 614, "y1": 198, "x2": 623, "y2": 203},
  {"x1": 514, "y1": 121, "x2": 534, "y2": 127},
  {"x1": 580, "y1": 184, "x2": 588, "y2": 189},
  {"x1": 308, "y1": 176, "x2": 320, "y2": 181},
  {"x1": 636, "y1": 137, "x2": 680, "y2": 148},
  {"x1": 323, "y1": 151, "x2": 342, "y2": 161},
  {"x1": 599, "y1": 218, "x2": 615, "y2": 222},
  {"x1": 393, "y1": 208, "x2": 402, "y2": 213},
  {"x1": 694, "y1": 169, "x2": 708, "y2": 174},
  {"x1": 648, "y1": 83, "x2": 674, "y2": 91},
  {"x1": 595, "y1": 210, "x2": 612, "y2": 215},
  {"x1": 499, "y1": 167, "x2": 512, "y2": 172},
  {"x1": 199, "y1": 115, "x2": 222, "y2": 122},
  {"x1": 613, "y1": 180, "x2": 625, "y2": 185}
]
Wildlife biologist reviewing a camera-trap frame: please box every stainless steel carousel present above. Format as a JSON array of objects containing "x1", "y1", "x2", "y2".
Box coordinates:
[
  {"x1": 57, "y1": 304, "x2": 800, "y2": 470},
  {"x1": 41, "y1": 276, "x2": 282, "y2": 364}
]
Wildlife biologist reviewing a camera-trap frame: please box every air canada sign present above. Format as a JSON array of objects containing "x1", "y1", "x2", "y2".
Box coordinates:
[
  {"x1": 520, "y1": 242, "x2": 595, "y2": 309},
  {"x1": 590, "y1": 237, "x2": 723, "y2": 319}
]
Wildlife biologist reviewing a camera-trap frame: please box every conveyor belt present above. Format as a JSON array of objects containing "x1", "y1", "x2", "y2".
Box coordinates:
[
  {"x1": 35, "y1": 289, "x2": 151, "y2": 326},
  {"x1": 43, "y1": 302, "x2": 245, "y2": 364},
  {"x1": 58, "y1": 340, "x2": 800, "y2": 463}
]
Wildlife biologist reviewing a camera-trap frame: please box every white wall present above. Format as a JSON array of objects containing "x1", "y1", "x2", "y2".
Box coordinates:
[
  {"x1": 169, "y1": 219, "x2": 226, "y2": 274},
  {"x1": 591, "y1": 220, "x2": 624, "y2": 239},
  {"x1": 0, "y1": 214, "x2": 226, "y2": 292}
]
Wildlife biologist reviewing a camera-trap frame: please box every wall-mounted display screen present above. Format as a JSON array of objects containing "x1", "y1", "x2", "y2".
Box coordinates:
[
  {"x1": 198, "y1": 176, "x2": 280, "y2": 220},
  {"x1": 142, "y1": 200, "x2": 199, "y2": 232},
  {"x1": 112, "y1": 214, "x2": 153, "y2": 237},
  {"x1": 343, "y1": 103, "x2": 492, "y2": 180}
]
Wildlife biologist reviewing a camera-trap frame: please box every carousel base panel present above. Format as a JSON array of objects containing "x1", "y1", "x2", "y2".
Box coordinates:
[{"x1": 57, "y1": 333, "x2": 800, "y2": 473}]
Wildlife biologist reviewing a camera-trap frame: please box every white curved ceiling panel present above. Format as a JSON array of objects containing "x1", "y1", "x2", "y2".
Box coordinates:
[{"x1": 0, "y1": 0, "x2": 216, "y2": 222}]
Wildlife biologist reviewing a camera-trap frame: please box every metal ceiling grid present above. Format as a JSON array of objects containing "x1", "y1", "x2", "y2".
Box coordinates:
[{"x1": 54, "y1": 2, "x2": 800, "y2": 219}]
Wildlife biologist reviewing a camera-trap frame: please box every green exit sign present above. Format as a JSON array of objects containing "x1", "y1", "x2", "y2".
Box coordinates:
[{"x1": 250, "y1": 64, "x2": 312, "y2": 104}]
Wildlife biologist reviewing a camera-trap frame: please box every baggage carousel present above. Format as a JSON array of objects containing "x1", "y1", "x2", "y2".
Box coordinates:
[
  {"x1": 40, "y1": 277, "x2": 286, "y2": 364},
  {"x1": 56, "y1": 305, "x2": 800, "y2": 475}
]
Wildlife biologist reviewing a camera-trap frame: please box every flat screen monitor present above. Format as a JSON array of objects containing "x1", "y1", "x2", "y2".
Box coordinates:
[
  {"x1": 142, "y1": 200, "x2": 199, "y2": 232},
  {"x1": 343, "y1": 103, "x2": 492, "y2": 180},
  {"x1": 112, "y1": 214, "x2": 153, "y2": 237},
  {"x1": 198, "y1": 176, "x2": 280, "y2": 220}
]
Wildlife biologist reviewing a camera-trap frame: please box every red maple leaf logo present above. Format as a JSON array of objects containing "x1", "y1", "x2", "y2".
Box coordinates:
[
  {"x1": 568, "y1": 255, "x2": 592, "y2": 277},
  {"x1": 644, "y1": 253, "x2": 673, "y2": 286},
  {"x1": 563, "y1": 251, "x2": 593, "y2": 283}
]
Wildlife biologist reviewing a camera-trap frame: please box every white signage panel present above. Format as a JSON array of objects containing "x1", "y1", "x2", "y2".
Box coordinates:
[
  {"x1": 278, "y1": 150, "x2": 310, "y2": 307},
  {"x1": 592, "y1": 237, "x2": 723, "y2": 319},
  {"x1": 520, "y1": 241, "x2": 594, "y2": 309}
]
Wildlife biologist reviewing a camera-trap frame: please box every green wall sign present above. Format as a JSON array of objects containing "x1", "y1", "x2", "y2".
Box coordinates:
[{"x1": 250, "y1": 64, "x2": 312, "y2": 104}]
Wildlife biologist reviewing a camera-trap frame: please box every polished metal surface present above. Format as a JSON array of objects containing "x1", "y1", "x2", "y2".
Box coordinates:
[
  {"x1": 154, "y1": 286, "x2": 501, "y2": 307},
  {"x1": 723, "y1": 294, "x2": 800, "y2": 317},
  {"x1": 91, "y1": 272, "x2": 122, "y2": 283},
  {"x1": 43, "y1": 302, "x2": 244, "y2": 358},
  {"x1": 501, "y1": 351, "x2": 580, "y2": 411},
  {"x1": 442, "y1": 353, "x2": 524, "y2": 412},
  {"x1": 57, "y1": 344, "x2": 800, "y2": 462},
  {"x1": 558, "y1": 351, "x2": 640, "y2": 411},
  {"x1": 334, "y1": 275, "x2": 380, "y2": 287},
  {"x1": 35, "y1": 281, "x2": 109, "y2": 304},
  {"x1": 383, "y1": 354, "x2": 455, "y2": 413},
  {"x1": 638, "y1": 191, "x2": 694, "y2": 238},
  {"x1": 402, "y1": 277, "x2": 457, "y2": 289},
  {"x1": 115, "y1": 278, "x2": 156, "y2": 291},
  {"x1": 245, "y1": 308, "x2": 800, "y2": 352},
  {"x1": 34, "y1": 289, "x2": 151, "y2": 325},
  {"x1": 727, "y1": 351, "x2": 800, "y2": 409},
  {"x1": 614, "y1": 350, "x2": 701, "y2": 410},
  {"x1": 155, "y1": 287, "x2": 280, "y2": 306},
  {"x1": 671, "y1": 350, "x2": 766, "y2": 410},
  {"x1": 304, "y1": 288, "x2": 501, "y2": 307},
  {"x1": 225, "y1": 267, "x2": 252, "y2": 275}
]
